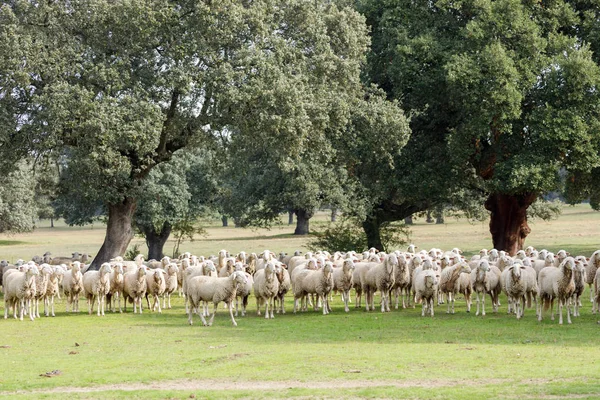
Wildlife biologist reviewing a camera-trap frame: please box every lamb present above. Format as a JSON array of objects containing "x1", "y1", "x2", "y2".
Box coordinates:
[
  {"x1": 391, "y1": 254, "x2": 411, "y2": 309},
  {"x1": 123, "y1": 265, "x2": 148, "y2": 314},
  {"x1": 470, "y1": 260, "x2": 501, "y2": 316},
  {"x1": 274, "y1": 262, "x2": 291, "y2": 314},
  {"x1": 293, "y1": 262, "x2": 334, "y2": 315},
  {"x1": 61, "y1": 261, "x2": 84, "y2": 313},
  {"x1": 162, "y1": 263, "x2": 179, "y2": 309},
  {"x1": 362, "y1": 254, "x2": 398, "y2": 313},
  {"x1": 414, "y1": 269, "x2": 439, "y2": 317},
  {"x1": 144, "y1": 268, "x2": 166, "y2": 313},
  {"x1": 82, "y1": 263, "x2": 112, "y2": 316},
  {"x1": 332, "y1": 259, "x2": 355, "y2": 312},
  {"x1": 586, "y1": 250, "x2": 600, "y2": 302},
  {"x1": 439, "y1": 262, "x2": 471, "y2": 314},
  {"x1": 186, "y1": 271, "x2": 248, "y2": 326},
  {"x1": 3, "y1": 264, "x2": 39, "y2": 321},
  {"x1": 107, "y1": 263, "x2": 124, "y2": 313},
  {"x1": 253, "y1": 261, "x2": 280, "y2": 319},
  {"x1": 537, "y1": 257, "x2": 576, "y2": 324}
]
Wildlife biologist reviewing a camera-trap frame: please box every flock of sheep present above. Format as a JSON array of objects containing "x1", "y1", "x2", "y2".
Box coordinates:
[{"x1": 1, "y1": 246, "x2": 599, "y2": 326}]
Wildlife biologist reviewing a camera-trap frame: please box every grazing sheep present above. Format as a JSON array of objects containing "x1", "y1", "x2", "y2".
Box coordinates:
[
  {"x1": 123, "y1": 266, "x2": 148, "y2": 314},
  {"x1": 187, "y1": 271, "x2": 248, "y2": 326},
  {"x1": 470, "y1": 260, "x2": 501, "y2": 316},
  {"x1": 145, "y1": 268, "x2": 166, "y2": 313},
  {"x1": 274, "y1": 262, "x2": 291, "y2": 314},
  {"x1": 414, "y1": 269, "x2": 439, "y2": 317},
  {"x1": 107, "y1": 263, "x2": 124, "y2": 313},
  {"x1": 3, "y1": 265, "x2": 39, "y2": 321},
  {"x1": 62, "y1": 261, "x2": 84, "y2": 313},
  {"x1": 253, "y1": 262, "x2": 280, "y2": 319},
  {"x1": 439, "y1": 262, "x2": 471, "y2": 314},
  {"x1": 293, "y1": 262, "x2": 334, "y2": 315},
  {"x1": 82, "y1": 263, "x2": 112, "y2": 316},
  {"x1": 538, "y1": 257, "x2": 576, "y2": 324},
  {"x1": 586, "y1": 250, "x2": 600, "y2": 302},
  {"x1": 332, "y1": 259, "x2": 355, "y2": 312},
  {"x1": 163, "y1": 263, "x2": 179, "y2": 309}
]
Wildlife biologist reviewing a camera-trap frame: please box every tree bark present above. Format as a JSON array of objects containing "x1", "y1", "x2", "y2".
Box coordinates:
[
  {"x1": 435, "y1": 214, "x2": 445, "y2": 224},
  {"x1": 426, "y1": 210, "x2": 434, "y2": 223},
  {"x1": 362, "y1": 215, "x2": 383, "y2": 251},
  {"x1": 89, "y1": 197, "x2": 137, "y2": 270},
  {"x1": 288, "y1": 210, "x2": 294, "y2": 225},
  {"x1": 294, "y1": 208, "x2": 314, "y2": 235},
  {"x1": 221, "y1": 216, "x2": 228, "y2": 227},
  {"x1": 50, "y1": 217, "x2": 54, "y2": 228},
  {"x1": 144, "y1": 221, "x2": 172, "y2": 261},
  {"x1": 404, "y1": 215, "x2": 414, "y2": 225},
  {"x1": 331, "y1": 208, "x2": 338, "y2": 222},
  {"x1": 485, "y1": 192, "x2": 537, "y2": 256}
]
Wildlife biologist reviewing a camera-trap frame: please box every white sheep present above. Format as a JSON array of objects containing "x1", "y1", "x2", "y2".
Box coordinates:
[
  {"x1": 234, "y1": 262, "x2": 254, "y2": 317},
  {"x1": 62, "y1": 261, "x2": 84, "y2": 313},
  {"x1": 107, "y1": 263, "x2": 124, "y2": 313},
  {"x1": 361, "y1": 254, "x2": 398, "y2": 313},
  {"x1": 274, "y1": 262, "x2": 291, "y2": 314},
  {"x1": 537, "y1": 257, "x2": 576, "y2": 324},
  {"x1": 253, "y1": 261, "x2": 280, "y2": 319},
  {"x1": 293, "y1": 262, "x2": 334, "y2": 315},
  {"x1": 123, "y1": 265, "x2": 147, "y2": 314},
  {"x1": 145, "y1": 268, "x2": 166, "y2": 313},
  {"x1": 414, "y1": 269, "x2": 439, "y2": 317},
  {"x1": 82, "y1": 263, "x2": 112, "y2": 316},
  {"x1": 532, "y1": 252, "x2": 555, "y2": 277},
  {"x1": 439, "y1": 262, "x2": 471, "y2": 314},
  {"x1": 44, "y1": 265, "x2": 63, "y2": 317},
  {"x1": 163, "y1": 263, "x2": 179, "y2": 309},
  {"x1": 186, "y1": 271, "x2": 248, "y2": 326},
  {"x1": 33, "y1": 264, "x2": 53, "y2": 319},
  {"x1": 332, "y1": 259, "x2": 355, "y2": 312},
  {"x1": 571, "y1": 259, "x2": 586, "y2": 317},
  {"x1": 470, "y1": 259, "x2": 501, "y2": 316},
  {"x1": 586, "y1": 250, "x2": 600, "y2": 302},
  {"x1": 3, "y1": 264, "x2": 39, "y2": 321},
  {"x1": 391, "y1": 254, "x2": 411, "y2": 309}
]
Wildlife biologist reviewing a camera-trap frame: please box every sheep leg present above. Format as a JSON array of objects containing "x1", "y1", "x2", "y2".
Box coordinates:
[
  {"x1": 430, "y1": 298, "x2": 435, "y2": 317},
  {"x1": 257, "y1": 296, "x2": 262, "y2": 316},
  {"x1": 475, "y1": 292, "x2": 480, "y2": 316},
  {"x1": 566, "y1": 298, "x2": 572, "y2": 324},
  {"x1": 293, "y1": 297, "x2": 299, "y2": 314},
  {"x1": 243, "y1": 295, "x2": 249, "y2": 316},
  {"x1": 558, "y1": 299, "x2": 564, "y2": 325},
  {"x1": 344, "y1": 290, "x2": 350, "y2": 313},
  {"x1": 591, "y1": 284, "x2": 594, "y2": 303},
  {"x1": 229, "y1": 301, "x2": 237, "y2": 326},
  {"x1": 446, "y1": 293, "x2": 451, "y2": 314},
  {"x1": 270, "y1": 297, "x2": 275, "y2": 319},
  {"x1": 264, "y1": 297, "x2": 270, "y2": 319},
  {"x1": 208, "y1": 303, "x2": 217, "y2": 326},
  {"x1": 550, "y1": 298, "x2": 555, "y2": 321}
]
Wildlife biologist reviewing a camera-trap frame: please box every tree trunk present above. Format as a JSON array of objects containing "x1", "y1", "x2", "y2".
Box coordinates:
[
  {"x1": 221, "y1": 216, "x2": 228, "y2": 227},
  {"x1": 288, "y1": 210, "x2": 294, "y2": 225},
  {"x1": 404, "y1": 215, "x2": 413, "y2": 225},
  {"x1": 485, "y1": 192, "x2": 537, "y2": 256},
  {"x1": 89, "y1": 197, "x2": 137, "y2": 270},
  {"x1": 294, "y1": 208, "x2": 314, "y2": 235},
  {"x1": 362, "y1": 215, "x2": 383, "y2": 251},
  {"x1": 144, "y1": 221, "x2": 172, "y2": 261},
  {"x1": 426, "y1": 210, "x2": 433, "y2": 223},
  {"x1": 50, "y1": 217, "x2": 54, "y2": 228},
  {"x1": 331, "y1": 208, "x2": 338, "y2": 222},
  {"x1": 435, "y1": 214, "x2": 444, "y2": 224}
]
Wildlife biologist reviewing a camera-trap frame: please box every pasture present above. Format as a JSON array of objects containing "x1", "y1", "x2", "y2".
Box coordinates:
[{"x1": 1, "y1": 204, "x2": 600, "y2": 399}]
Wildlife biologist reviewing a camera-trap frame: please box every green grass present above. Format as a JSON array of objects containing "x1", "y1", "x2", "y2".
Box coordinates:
[{"x1": 1, "y1": 203, "x2": 600, "y2": 398}]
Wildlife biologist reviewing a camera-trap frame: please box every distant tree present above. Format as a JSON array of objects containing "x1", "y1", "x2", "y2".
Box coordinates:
[{"x1": 0, "y1": 162, "x2": 36, "y2": 233}]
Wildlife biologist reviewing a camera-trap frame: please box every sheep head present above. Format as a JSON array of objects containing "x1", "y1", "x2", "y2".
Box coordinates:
[
  {"x1": 425, "y1": 273, "x2": 435, "y2": 289},
  {"x1": 231, "y1": 271, "x2": 248, "y2": 286},
  {"x1": 343, "y1": 259, "x2": 355, "y2": 274}
]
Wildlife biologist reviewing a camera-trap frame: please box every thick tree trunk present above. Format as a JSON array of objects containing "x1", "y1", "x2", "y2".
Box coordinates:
[
  {"x1": 435, "y1": 214, "x2": 445, "y2": 224},
  {"x1": 221, "y1": 216, "x2": 228, "y2": 227},
  {"x1": 294, "y1": 208, "x2": 314, "y2": 235},
  {"x1": 89, "y1": 197, "x2": 137, "y2": 270},
  {"x1": 485, "y1": 192, "x2": 537, "y2": 256},
  {"x1": 331, "y1": 208, "x2": 338, "y2": 222},
  {"x1": 50, "y1": 217, "x2": 54, "y2": 228},
  {"x1": 362, "y1": 216, "x2": 384, "y2": 251},
  {"x1": 404, "y1": 215, "x2": 414, "y2": 225},
  {"x1": 288, "y1": 210, "x2": 294, "y2": 225},
  {"x1": 144, "y1": 221, "x2": 172, "y2": 261}
]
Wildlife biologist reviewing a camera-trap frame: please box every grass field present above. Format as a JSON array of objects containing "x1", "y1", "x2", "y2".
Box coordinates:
[{"x1": 1, "y1": 204, "x2": 600, "y2": 399}]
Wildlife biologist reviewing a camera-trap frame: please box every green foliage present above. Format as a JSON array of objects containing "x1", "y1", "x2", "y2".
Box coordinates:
[
  {"x1": 124, "y1": 244, "x2": 143, "y2": 261},
  {"x1": 0, "y1": 161, "x2": 36, "y2": 233},
  {"x1": 527, "y1": 199, "x2": 563, "y2": 221},
  {"x1": 309, "y1": 217, "x2": 409, "y2": 253}
]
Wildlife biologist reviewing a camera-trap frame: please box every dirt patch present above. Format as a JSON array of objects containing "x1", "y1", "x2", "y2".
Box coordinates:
[{"x1": 1, "y1": 377, "x2": 591, "y2": 395}]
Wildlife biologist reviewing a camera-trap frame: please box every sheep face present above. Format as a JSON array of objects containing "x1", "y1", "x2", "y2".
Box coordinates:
[{"x1": 232, "y1": 271, "x2": 248, "y2": 286}]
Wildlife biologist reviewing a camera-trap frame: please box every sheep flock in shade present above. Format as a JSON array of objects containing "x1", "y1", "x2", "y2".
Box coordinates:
[{"x1": 1, "y1": 245, "x2": 600, "y2": 326}]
